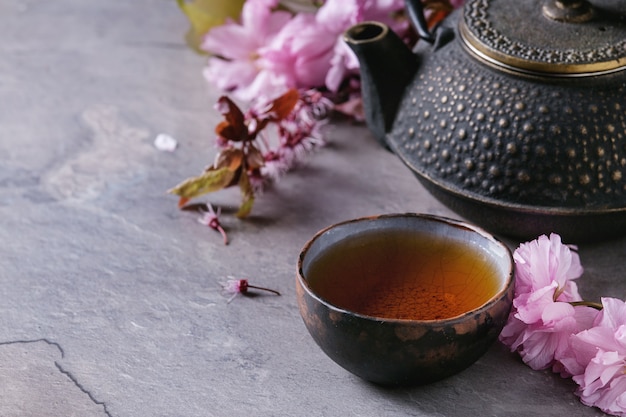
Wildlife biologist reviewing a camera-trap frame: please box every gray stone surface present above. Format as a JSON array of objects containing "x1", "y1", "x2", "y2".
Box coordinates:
[{"x1": 0, "y1": 1, "x2": 622, "y2": 416}]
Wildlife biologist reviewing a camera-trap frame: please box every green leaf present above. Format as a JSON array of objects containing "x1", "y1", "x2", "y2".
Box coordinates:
[
  {"x1": 168, "y1": 166, "x2": 236, "y2": 200},
  {"x1": 176, "y1": 0, "x2": 245, "y2": 52},
  {"x1": 236, "y1": 170, "x2": 255, "y2": 218}
]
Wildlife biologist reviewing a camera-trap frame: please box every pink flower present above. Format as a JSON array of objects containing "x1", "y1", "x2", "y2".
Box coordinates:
[
  {"x1": 202, "y1": 0, "x2": 408, "y2": 100},
  {"x1": 512, "y1": 233, "x2": 583, "y2": 301},
  {"x1": 263, "y1": 12, "x2": 336, "y2": 90},
  {"x1": 563, "y1": 298, "x2": 626, "y2": 416},
  {"x1": 222, "y1": 277, "x2": 247, "y2": 294},
  {"x1": 222, "y1": 278, "x2": 248, "y2": 303},
  {"x1": 321, "y1": 0, "x2": 408, "y2": 92},
  {"x1": 202, "y1": 0, "x2": 293, "y2": 101},
  {"x1": 221, "y1": 277, "x2": 281, "y2": 303},
  {"x1": 251, "y1": 89, "x2": 330, "y2": 188},
  {"x1": 198, "y1": 203, "x2": 229, "y2": 245},
  {"x1": 496, "y1": 232, "x2": 626, "y2": 415},
  {"x1": 500, "y1": 282, "x2": 597, "y2": 371},
  {"x1": 499, "y1": 233, "x2": 592, "y2": 371}
]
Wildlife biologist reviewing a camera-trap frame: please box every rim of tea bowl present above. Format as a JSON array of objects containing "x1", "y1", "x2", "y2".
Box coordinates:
[{"x1": 295, "y1": 213, "x2": 515, "y2": 386}]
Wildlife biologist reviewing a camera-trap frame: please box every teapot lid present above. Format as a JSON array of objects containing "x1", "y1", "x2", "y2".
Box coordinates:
[{"x1": 460, "y1": 0, "x2": 626, "y2": 76}]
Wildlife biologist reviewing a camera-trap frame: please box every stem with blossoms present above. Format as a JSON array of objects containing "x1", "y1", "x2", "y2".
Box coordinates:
[
  {"x1": 501, "y1": 233, "x2": 626, "y2": 417},
  {"x1": 170, "y1": 0, "x2": 462, "y2": 225},
  {"x1": 168, "y1": 89, "x2": 331, "y2": 219}
]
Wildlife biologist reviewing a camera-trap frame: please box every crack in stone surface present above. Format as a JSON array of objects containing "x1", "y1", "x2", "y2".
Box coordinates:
[{"x1": 0, "y1": 339, "x2": 112, "y2": 417}]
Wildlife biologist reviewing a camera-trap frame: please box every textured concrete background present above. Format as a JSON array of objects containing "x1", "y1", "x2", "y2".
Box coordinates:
[{"x1": 0, "y1": 1, "x2": 623, "y2": 416}]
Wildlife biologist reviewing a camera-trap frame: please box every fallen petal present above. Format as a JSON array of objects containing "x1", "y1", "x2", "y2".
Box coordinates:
[{"x1": 154, "y1": 133, "x2": 178, "y2": 152}]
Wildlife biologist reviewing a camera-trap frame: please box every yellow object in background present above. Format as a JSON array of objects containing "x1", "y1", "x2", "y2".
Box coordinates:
[{"x1": 176, "y1": 0, "x2": 245, "y2": 53}]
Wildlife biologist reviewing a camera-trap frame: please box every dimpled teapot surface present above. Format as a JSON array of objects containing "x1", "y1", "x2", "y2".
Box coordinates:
[{"x1": 346, "y1": 0, "x2": 626, "y2": 242}]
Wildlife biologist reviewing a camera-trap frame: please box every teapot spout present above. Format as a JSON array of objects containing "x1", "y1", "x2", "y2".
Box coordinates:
[{"x1": 344, "y1": 22, "x2": 418, "y2": 146}]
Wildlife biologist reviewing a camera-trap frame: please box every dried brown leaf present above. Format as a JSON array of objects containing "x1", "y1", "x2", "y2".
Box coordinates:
[
  {"x1": 268, "y1": 89, "x2": 299, "y2": 121},
  {"x1": 215, "y1": 96, "x2": 248, "y2": 142}
]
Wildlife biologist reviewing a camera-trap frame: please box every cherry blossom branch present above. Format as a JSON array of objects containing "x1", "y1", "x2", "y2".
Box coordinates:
[{"x1": 500, "y1": 233, "x2": 626, "y2": 416}]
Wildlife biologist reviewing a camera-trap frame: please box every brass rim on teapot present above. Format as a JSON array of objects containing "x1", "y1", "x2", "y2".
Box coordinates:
[{"x1": 459, "y1": 0, "x2": 626, "y2": 77}]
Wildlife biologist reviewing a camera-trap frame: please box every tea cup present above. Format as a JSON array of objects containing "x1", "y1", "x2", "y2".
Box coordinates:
[{"x1": 296, "y1": 213, "x2": 514, "y2": 385}]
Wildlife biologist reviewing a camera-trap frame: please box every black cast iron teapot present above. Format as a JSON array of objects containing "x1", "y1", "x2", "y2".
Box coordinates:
[{"x1": 344, "y1": 0, "x2": 626, "y2": 242}]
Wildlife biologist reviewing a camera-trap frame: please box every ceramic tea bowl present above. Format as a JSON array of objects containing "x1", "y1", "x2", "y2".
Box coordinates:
[{"x1": 296, "y1": 213, "x2": 514, "y2": 386}]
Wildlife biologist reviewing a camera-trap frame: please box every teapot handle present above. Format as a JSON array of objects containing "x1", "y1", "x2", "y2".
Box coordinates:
[
  {"x1": 405, "y1": 0, "x2": 455, "y2": 49},
  {"x1": 405, "y1": 0, "x2": 436, "y2": 43}
]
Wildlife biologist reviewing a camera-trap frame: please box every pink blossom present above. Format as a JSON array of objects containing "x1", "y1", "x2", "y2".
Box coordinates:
[
  {"x1": 499, "y1": 233, "x2": 592, "y2": 371},
  {"x1": 263, "y1": 12, "x2": 336, "y2": 90},
  {"x1": 221, "y1": 278, "x2": 248, "y2": 303},
  {"x1": 202, "y1": 0, "x2": 408, "y2": 100},
  {"x1": 252, "y1": 89, "x2": 330, "y2": 188},
  {"x1": 221, "y1": 277, "x2": 281, "y2": 303},
  {"x1": 497, "y1": 232, "x2": 626, "y2": 415},
  {"x1": 198, "y1": 203, "x2": 229, "y2": 245},
  {"x1": 577, "y1": 352, "x2": 626, "y2": 416},
  {"x1": 202, "y1": 0, "x2": 293, "y2": 101},
  {"x1": 512, "y1": 233, "x2": 583, "y2": 301},
  {"x1": 223, "y1": 278, "x2": 247, "y2": 294},
  {"x1": 563, "y1": 298, "x2": 626, "y2": 416},
  {"x1": 321, "y1": 0, "x2": 408, "y2": 92},
  {"x1": 500, "y1": 282, "x2": 597, "y2": 371}
]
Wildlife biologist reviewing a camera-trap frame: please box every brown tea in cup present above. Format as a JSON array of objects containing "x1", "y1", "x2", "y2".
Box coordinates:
[{"x1": 305, "y1": 229, "x2": 500, "y2": 321}]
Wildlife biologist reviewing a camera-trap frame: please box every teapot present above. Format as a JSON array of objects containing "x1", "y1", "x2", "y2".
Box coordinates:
[{"x1": 344, "y1": 0, "x2": 626, "y2": 242}]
